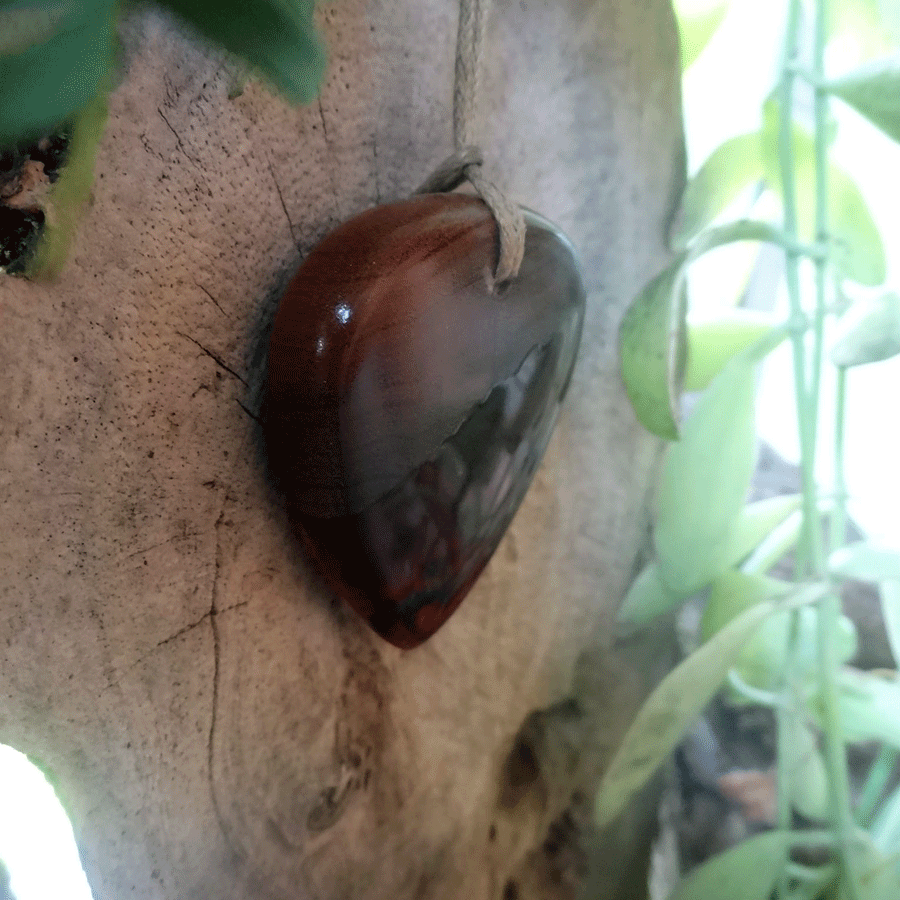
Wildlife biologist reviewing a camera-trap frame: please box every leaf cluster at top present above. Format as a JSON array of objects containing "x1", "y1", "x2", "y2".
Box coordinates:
[
  {"x1": 0, "y1": 0, "x2": 327, "y2": 275},
  {"x1": 0, "y1": 0, "x2": 326, "y2": 148}
]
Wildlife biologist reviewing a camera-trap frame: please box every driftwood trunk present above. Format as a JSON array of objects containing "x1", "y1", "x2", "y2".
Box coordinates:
[{"x1": 0, "y1": 1, "x2": 684, "y2": 897}]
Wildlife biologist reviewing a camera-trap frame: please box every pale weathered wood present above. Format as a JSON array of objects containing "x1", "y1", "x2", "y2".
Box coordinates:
[{"x1": 0, "y1": 1, "x2": 684, "y2": 897}]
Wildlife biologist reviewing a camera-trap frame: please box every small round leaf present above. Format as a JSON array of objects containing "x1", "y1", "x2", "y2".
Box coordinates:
[
  {"x1": 0, "y1": 0, "x2": 117, "y2": 147},
  {"x1": 158, "y1": 0, "x2": 327, "y2": 105},
  {"x1": 830, "y1": 541, "x2": 900, "y2": 581},
  {"x1": 596, "y1": 595, "x2": 781, "y2": 827},
  {"x1": 828, "y1": 54, "x2": 900, "y2": 144},
  {"x1": 620, "y1": 258, "x2": 688, "y2": 440},
  {"x1": 830, "y1": 292, "x2": 900, "y2": 367},
  {"x1": 654, "y1": 357, "x2": 757, "y2": 594},
  {"x1": 675, "y1": 0, "x2": 728, "y2": 70},
  {"x1": 668, "y1": 831, "x2": 793, "y2": 900},
  {"x1": 686, "y1": 309, "x2": 780, "y2": 391}
]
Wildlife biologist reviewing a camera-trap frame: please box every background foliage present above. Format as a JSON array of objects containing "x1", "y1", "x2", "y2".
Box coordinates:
[{"x1": 613, "y1": 0, "x2": 900, "y2": 898}]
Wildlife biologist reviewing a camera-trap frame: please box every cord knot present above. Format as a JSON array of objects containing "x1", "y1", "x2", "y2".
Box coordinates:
[{"x1": 417, "y1": 146, "x2": 526, "y2": 287}]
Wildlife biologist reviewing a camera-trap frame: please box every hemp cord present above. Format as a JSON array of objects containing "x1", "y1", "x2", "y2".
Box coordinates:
[{"x1": 416, "y1": 0, "x2": 526, "y2": 285}]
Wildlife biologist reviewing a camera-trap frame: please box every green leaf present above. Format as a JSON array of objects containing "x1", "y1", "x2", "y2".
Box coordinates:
[
  {"x1": 784, "y1": 721, "x2": 829, "y2": 821},
  {"x1": 723, "y1": 495, "x2": 803, "y2": 569},
  {"x1": 828, "y1": 54, "x2": 900, "y2": 144},
  {"x1": 667, "y1": 831, "x2": 793, "y2": 900},
  {"x1": 680, "y1": 106, "x2": 885, "y2": 284},
  {"x1": 0, "y1": 0, "x2": 116, "y2": 147},
  {"x1": 620, "y1": 257, "x2": 688, "y2": 440},
  {"x1": 820, "y1": 160, "x2": 886, "y2": 285},
  {"x1": 618, "y1": 497, "x2": 800, "y2": 629},
  {"x1": 871, "y1": 782, "x2": 900, "y2": 856},
  {"x1": 880, "y1": 581, "x2": 900, "y2": 669},
  {"x1": 674, "y1": 0, "x2": 728, "y2": 71},
  {"x1": 158, "y1": 0, "x2": 327, "y2": 104},
  {"x1": 27, "y1": 89, "x2": 108, "y2": 278},
  {"x1": 702, "y1": 571, "x2": 793, "y2": 694},
  {"x1": 761, "y1": 99, "x2": 886, "y2": 286},
  {"x1": 831, "y1": 292, "x2": 900, "y2": 367},
  {"x1": 743, "y1": 512, "x2": 807, "y2": 577},
  {"x1": 617, "y1": 563, "x2": 680, "y2": 627},
  {"x1": 742, "y1": 501, "x2": 837, "y2": 575},
  {"x1": 790, "y1": 867, "x2": 841, "y2": 900},
  {"x1": 688, "y1": 218, "x2": 791, "y2": 256},
  {"x1": 840, "y1": 834, "x2": 900, "y2": 900},
  {"x1": 0, "y1": 2, "x2": 69, "y2": 55},
  {"x1": 830, "y1": 542, "x2": 900, "y2": 581},
  {"x1": 621, "y1": 219, "x2": 789, "y2": 440},
  {"x1": 596, "y1": 594, "x2": 784, "y2": 827},
  {"x1": 685, "y1": 309, "x2": 781, "y2": 392},
  {"x1": 676, "y1": 133, "x2": 765, "y2": 243},
  {"x1": 702, "y1": 572, "x2": 855, "y2": 695},
  {"x1": 833, "y1": 669, "x2": 900, "y2": 750},
  {"x1": 619, "y1": 496, "x2": 802, "y2": 628},
  {"x1": 701, "y1": 571, "x2": 787, "y2": 639},
  {"x1": 654, "y1": 357, "x2": 758, "y2": 594},
  {"x1": 831, "y1": 543, "x2": 900, "y2": 670}
]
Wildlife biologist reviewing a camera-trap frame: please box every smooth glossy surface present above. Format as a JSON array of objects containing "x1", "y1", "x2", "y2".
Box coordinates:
[{"x1": 264, "y1": 194, "x2": 585, "y2": 647}]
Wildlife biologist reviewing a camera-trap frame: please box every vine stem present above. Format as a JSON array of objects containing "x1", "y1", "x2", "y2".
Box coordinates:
[
  {"x1": 832, "y1": 368, "x2": 848, "y2": 552},
  {"x1": 856, "y1": 745, "x2": 897, "y2": 828},
  {"x1": 774, "y1": 5, "x2": 807, "y2": 892},
  {"x1": 809, "y1": 0, "x2": 860, "y2": 895},
  {"x1": 810, "y1": 0, "x2": 829, "y2": 458},
  {"x1": 818, "y1": 374, "x2": 859, "y2": 897},
  {"x1": 777, "y1": 7, "x2": 823, "y2": 578},
  {"x1": 774, "y1": 2, "x2": 860, "y2": 898}
]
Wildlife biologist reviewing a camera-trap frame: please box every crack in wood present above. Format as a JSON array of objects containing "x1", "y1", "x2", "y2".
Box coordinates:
[
  {"x1": 120, "y1": 532, "x2": 197, "y2": 562},
  {"x1": 157, "y1": 108, "x2": 201, "y2": 170},
  {"x1": 372, "y1": 132, "x2": 381, "y2": 205},
  {"x1": 156, "y1": 610, "x2": 211, "y2": 648},
  {"x1": 234, "y1": 398, "x2": 261, "y2": 424},
  {"x1": 175, "y1": 331, "x2": 249, "y2": 386},
  {"x1": 317, "y1": 96, "x2": 331, "y2": 147},
  {"x1": 268, "y1": 161, "x2": 299, "y2": 249},
  {"x1": 207, "y1": 495, "x2": 232, "y2": 853},
  {"x1": 194, "y1": 282, "x2": 228, "y2": 317},
  {"x1": 154, "y1": 600, "x2": 248, "y2": 650},
  {"x1": 317, "y1": 95, "x2": 341, "y2": 220},
  {"x1": 156, "y1": 107, "x2": 212, "y2": 196}
]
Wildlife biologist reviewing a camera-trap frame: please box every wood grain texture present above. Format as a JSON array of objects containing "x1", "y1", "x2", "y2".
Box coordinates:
[{"x1": 0, "y1": 1, "x2": 685, "y2": 898}]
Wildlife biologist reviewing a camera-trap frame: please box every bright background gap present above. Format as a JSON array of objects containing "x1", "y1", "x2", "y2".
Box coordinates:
[
  {"x1": 0, "y1": 745, "x2": 93, "y2": 900},
  {"x1": 682, "y1": 0, "x2": 900, "y2": 546}
]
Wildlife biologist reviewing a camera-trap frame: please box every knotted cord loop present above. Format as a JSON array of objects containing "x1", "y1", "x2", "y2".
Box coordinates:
[
  {"x1": 416, "y1": 0, "x2": 526, "y2": 286},
  {"x1": 416, "y1": 146, "x2": 483, "y2": 194}
]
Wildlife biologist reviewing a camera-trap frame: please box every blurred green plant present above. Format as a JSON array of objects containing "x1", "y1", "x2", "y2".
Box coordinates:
[
  {"x1": 609, "y1": 1, "x2": 900, "y2": 898},
  {"x1": 0, "y1": 0, "x2": 326, "y2": 276}
]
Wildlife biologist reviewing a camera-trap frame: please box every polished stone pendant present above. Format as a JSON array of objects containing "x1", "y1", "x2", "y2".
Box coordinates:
[{"x1": 264, "y1": 193, "x2": 585, "y2": 648}]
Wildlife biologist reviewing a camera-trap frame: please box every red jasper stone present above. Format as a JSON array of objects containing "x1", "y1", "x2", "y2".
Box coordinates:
[{"x1": 264, "y1": 193, "x2": 585, "y2": 648}]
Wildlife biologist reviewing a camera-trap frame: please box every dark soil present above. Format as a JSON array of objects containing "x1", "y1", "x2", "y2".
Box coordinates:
[{"x1": 0, "y1": 130, "x2": 71, "y2": 274}]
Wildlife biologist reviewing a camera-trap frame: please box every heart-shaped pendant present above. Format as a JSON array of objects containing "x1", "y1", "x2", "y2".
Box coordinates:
[{"x1": 264, "y1": 193, "x2": 585, "y2": 648}]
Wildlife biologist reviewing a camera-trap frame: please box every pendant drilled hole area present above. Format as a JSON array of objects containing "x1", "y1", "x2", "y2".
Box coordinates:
[{"x1": 263, "y1": 194, "x2": 585, "y2": 648}]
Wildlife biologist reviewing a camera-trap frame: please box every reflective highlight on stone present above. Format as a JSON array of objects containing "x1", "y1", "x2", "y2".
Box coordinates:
[{"x1": 264, "y1": 194, "x2": 585, "y2": 648}]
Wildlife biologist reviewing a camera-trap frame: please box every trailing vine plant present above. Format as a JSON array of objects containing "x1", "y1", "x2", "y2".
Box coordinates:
[{"x1": 607, "y1": 1, "x2": 900, "y2": 898}]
